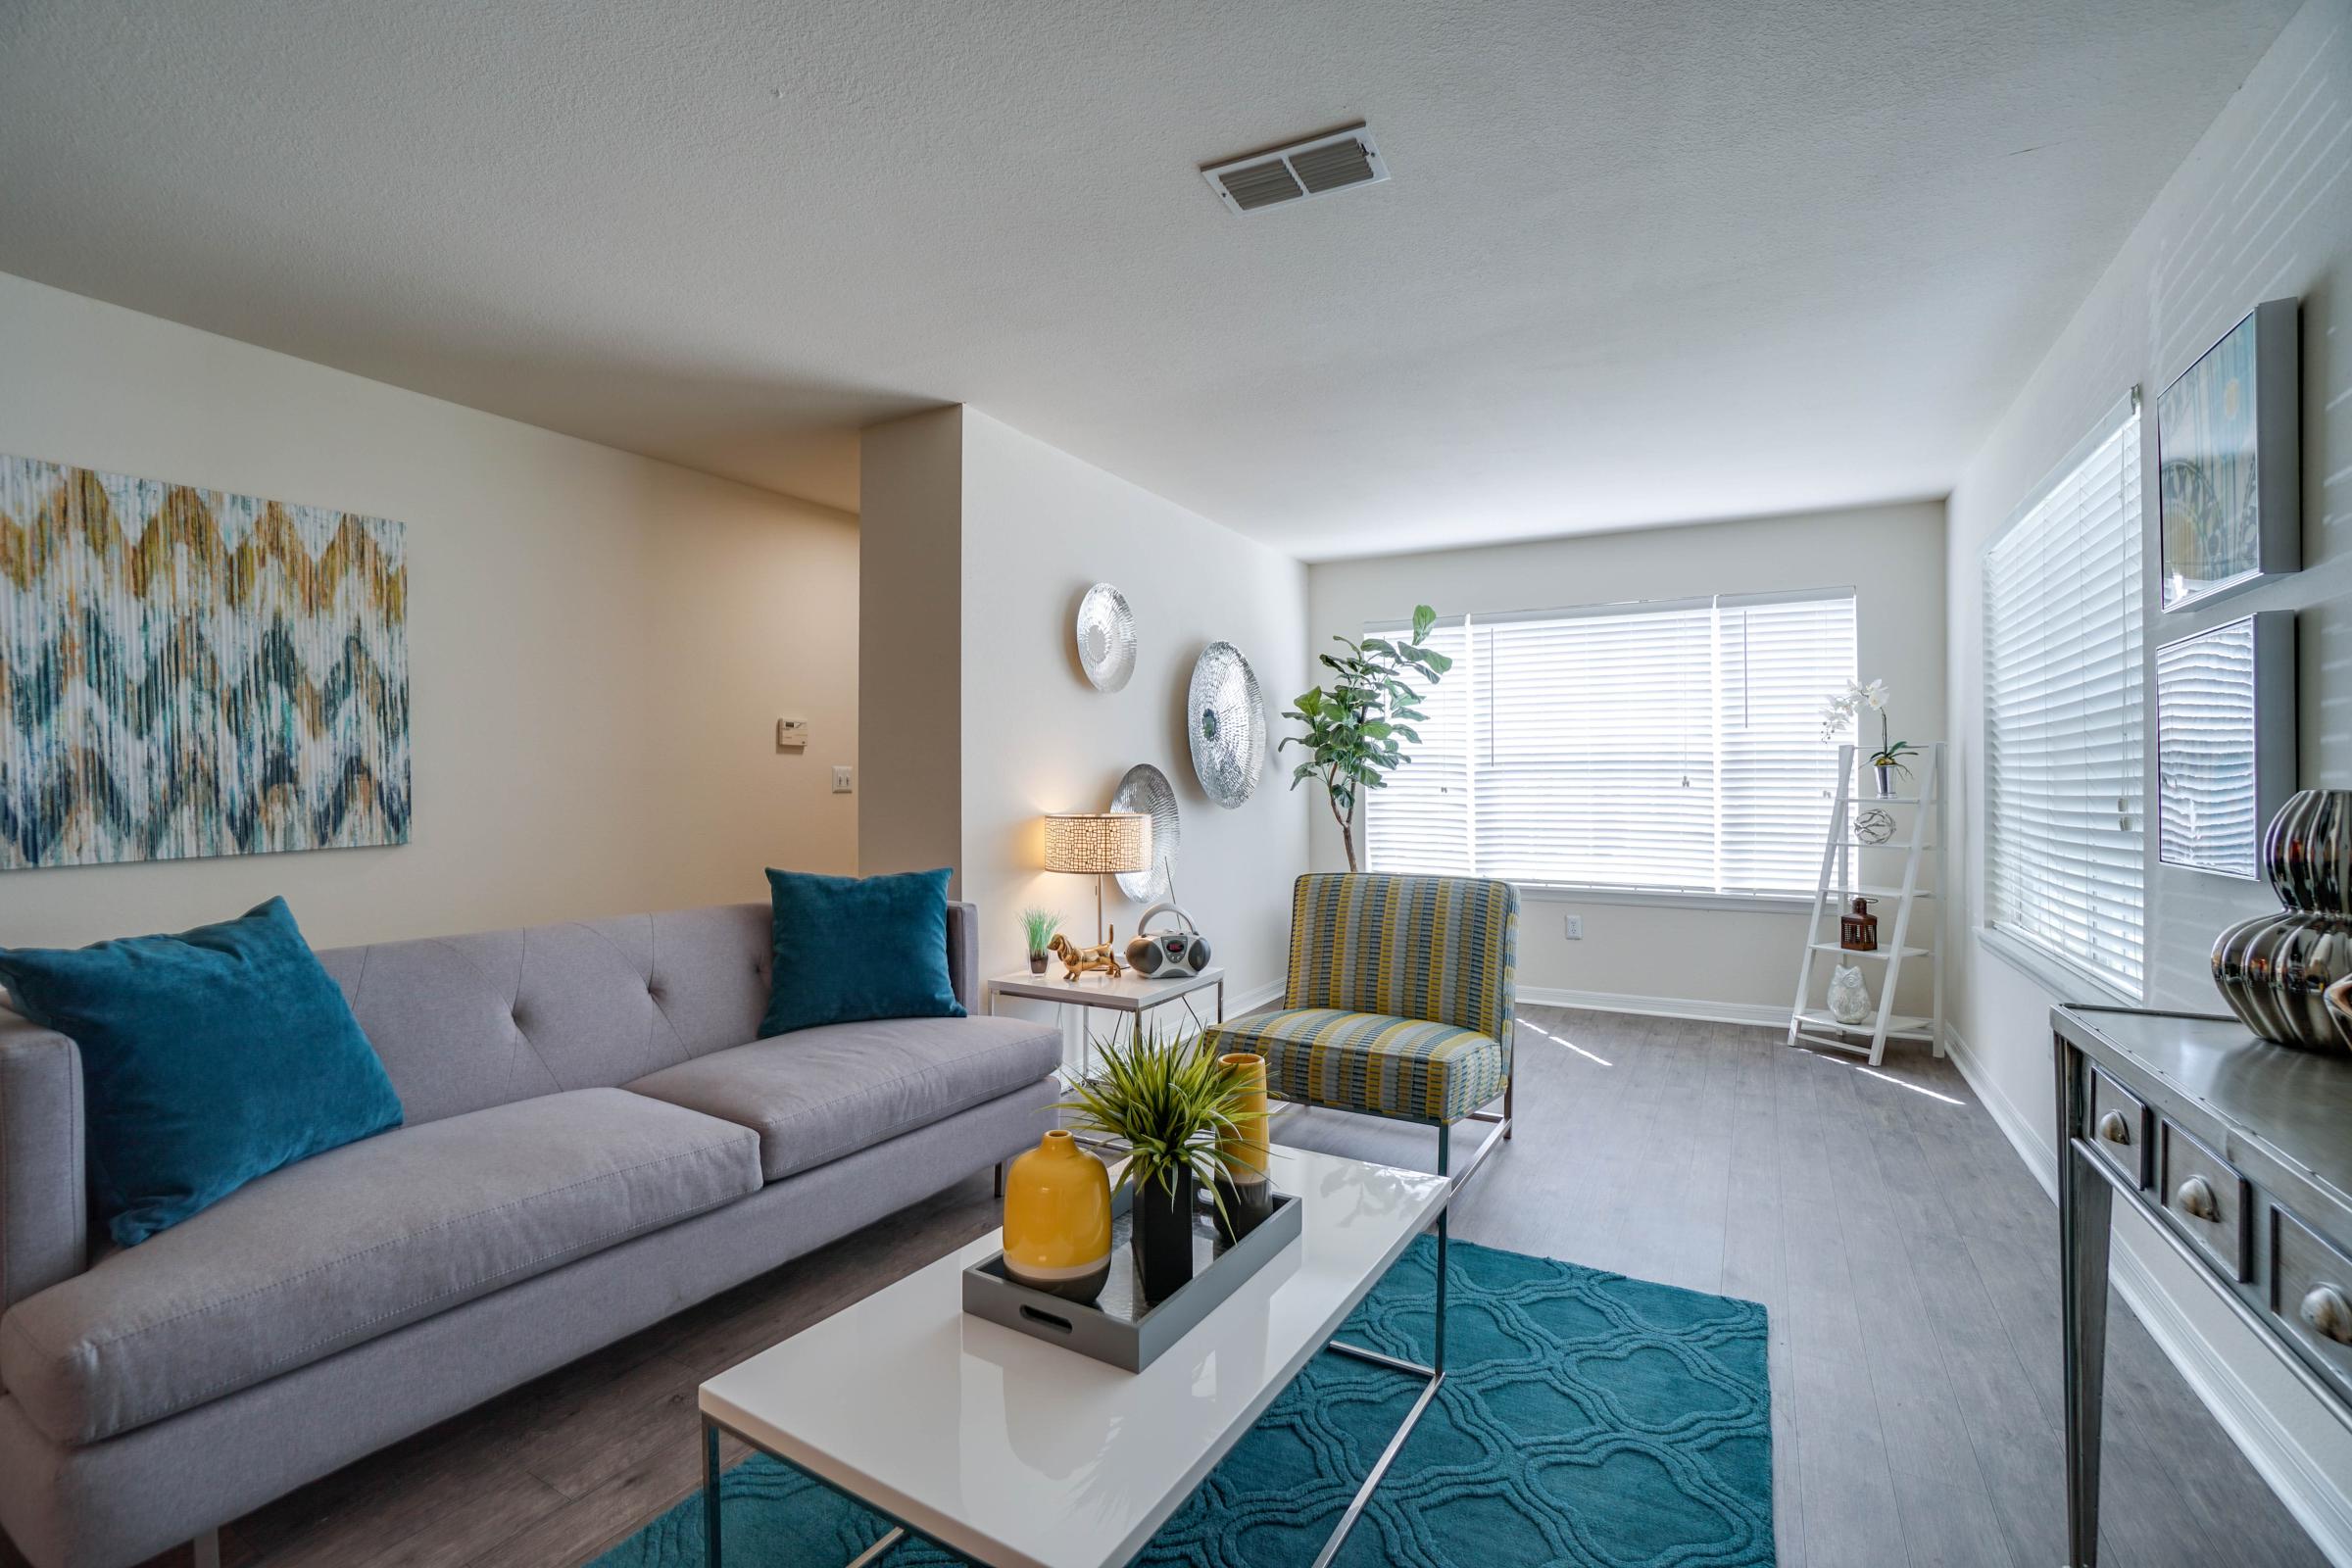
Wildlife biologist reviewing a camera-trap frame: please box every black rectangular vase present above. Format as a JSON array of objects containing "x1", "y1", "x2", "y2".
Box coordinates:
[{"x1": 1130, "y1": 1168, "x2": 1197, "y2": 1302}]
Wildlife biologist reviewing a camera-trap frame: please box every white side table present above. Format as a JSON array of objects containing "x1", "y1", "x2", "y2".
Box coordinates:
[{"x1": 985, "y1": 965, "x2": 1226, "y2": 1080}]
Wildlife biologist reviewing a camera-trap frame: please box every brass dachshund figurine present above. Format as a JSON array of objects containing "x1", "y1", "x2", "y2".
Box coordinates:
[{"x1": 1049, "y1": 931, "x2": 1124, "y2": 981}]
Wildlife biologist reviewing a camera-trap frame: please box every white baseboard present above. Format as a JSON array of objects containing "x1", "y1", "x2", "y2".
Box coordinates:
[
  {"x1": 1941, "y1": 1024, "x2": 2059, "y2": 1200},
  {"x1": 1943, "y1": 1025, "x2": 2352, "y2": 1566},
  {"x1": 1226, "y1": 978, "x2": 1284, "y2": 1015},
  {"x1": 1516, "y1": 984, "x2": 1786, "y2": 1030}
]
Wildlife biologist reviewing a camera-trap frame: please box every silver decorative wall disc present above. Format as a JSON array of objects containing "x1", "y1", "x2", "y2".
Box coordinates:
[
  {"x1": 1110, "y1": 763, "x2": 1182, "y2": 903},
  {"x1": 1075, "y1": 583, "x2": 1137, "y2": 692},
  {"x1": 1187, "y1": 642, "x2": 1266, "y2": 808}
]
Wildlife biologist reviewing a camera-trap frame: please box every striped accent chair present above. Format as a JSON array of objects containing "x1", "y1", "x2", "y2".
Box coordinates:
[{"x1": 1205, "y1": 871, "x2": 1518, "y2": 1183}]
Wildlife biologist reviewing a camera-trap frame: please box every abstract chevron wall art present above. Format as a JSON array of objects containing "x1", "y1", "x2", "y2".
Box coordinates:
[{"x1": 0, "y1": 455, "x2": 410, "y2": 869}]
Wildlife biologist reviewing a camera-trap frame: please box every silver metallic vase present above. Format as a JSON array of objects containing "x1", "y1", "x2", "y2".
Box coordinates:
[{"x1": 2213, "y1": 790, "x2": 2352, "y2": 1053}]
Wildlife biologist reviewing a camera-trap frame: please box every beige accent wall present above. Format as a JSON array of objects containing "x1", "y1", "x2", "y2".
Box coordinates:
[
  {"x1": 1306, "y1": 500, "x2": 1948, "y2": 1017},
  {"x1": 1941, "y1": 0, "x2": 2352, "y2": 1537},
  {"x1": 858, "y1": 408, "x2": 965, "y2": 886},
  {"x1": 0, "y1": 271, "x2": 859, "y2": 952}
]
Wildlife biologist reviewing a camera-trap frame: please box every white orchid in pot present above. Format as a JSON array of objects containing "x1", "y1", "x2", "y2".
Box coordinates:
[{"x1": 1821, "y1": 679, "x2": 1917, "y2": 798}]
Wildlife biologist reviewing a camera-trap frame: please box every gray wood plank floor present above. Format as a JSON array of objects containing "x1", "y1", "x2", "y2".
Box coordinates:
[{"x1": 81, "y1": 1007, "x2": 2326, "y2": 1568}]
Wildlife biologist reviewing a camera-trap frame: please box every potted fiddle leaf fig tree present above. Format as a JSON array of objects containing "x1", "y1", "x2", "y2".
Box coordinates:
[{"x1": 1280, "y1": 605, "x2": 1452, "y2": 871}]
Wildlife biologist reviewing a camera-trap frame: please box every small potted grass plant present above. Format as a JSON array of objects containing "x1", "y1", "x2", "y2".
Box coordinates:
[
  {"x1": 1019, "y1": 907, "x2": 1060, "y2": 975},
  {"x1": 1054, "y1": 1020, "x2": 1255, "y2": 1301}
]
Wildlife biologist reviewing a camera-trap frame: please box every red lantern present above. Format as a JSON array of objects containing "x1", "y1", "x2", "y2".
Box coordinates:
[{"x1": 1839, "y1": 896, "x2": 1880, "y2": 953}]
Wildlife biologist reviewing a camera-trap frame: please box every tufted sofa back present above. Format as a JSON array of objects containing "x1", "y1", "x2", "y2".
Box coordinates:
[{"x1": 313, "y1": 901, "x2": 977, "y2": 1129}]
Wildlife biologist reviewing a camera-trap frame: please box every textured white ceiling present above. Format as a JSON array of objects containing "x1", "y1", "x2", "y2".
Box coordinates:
[{"x1": 0, "y1": 0, "x2": 2296, "y2": 556}]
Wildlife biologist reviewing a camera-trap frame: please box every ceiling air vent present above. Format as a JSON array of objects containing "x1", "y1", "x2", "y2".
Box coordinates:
[{"x1": 1201, "y1": 124, "x2": 1387, "y2": 216}]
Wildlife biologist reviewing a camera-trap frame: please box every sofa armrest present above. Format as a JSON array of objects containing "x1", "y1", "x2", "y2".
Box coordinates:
[
  {"x1": 0, "y1": 1005, "x2": 85, "y2": 1310},
  {"x1": 946, "y1": 901, "x2": 979, "y2": 1014}
]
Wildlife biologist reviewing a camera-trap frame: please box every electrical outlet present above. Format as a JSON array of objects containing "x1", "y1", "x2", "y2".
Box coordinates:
[
  {"x1": 1562, "y1": 914, "x2": 1584, "y2": 940},
  {"x1": 831, "y1": 765, "x2": 853, "y2": 794}
]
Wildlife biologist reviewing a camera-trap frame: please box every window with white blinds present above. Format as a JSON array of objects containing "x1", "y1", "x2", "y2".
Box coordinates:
[
  {"x1": 1982, "y1": 392, "x2": 2146, "y2": 998},
  {"x1": 1363, "y1": 589, "x2": 1855, "y2": 896}
]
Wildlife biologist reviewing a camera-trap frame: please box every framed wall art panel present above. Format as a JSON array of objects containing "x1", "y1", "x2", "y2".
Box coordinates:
[{"x1": 2157, "y1": 298, "x2": 2300, "y2": 612}]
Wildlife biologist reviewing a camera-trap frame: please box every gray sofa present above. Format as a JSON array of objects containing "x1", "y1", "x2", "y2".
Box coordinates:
[{"x1": 0, "y1": 900, "x2": 1059, "y2": 1568}]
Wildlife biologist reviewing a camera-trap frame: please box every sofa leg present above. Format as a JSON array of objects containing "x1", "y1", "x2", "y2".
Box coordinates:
[
  {"x1": 993, "y1": 1161, "x2": 1004, "y2": 1200},
  {"x1": 193, "y1": 1530, "x2": 220, "y2": 1568}
]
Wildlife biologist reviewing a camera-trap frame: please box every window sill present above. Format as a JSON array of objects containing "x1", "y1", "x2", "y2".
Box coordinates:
[
  {"x1": 1514, "y1": 884, "x2": 1811, "y2": 914},
  {"x1": 1976, "y1": 923, "x2": 2141, "y2": 1007}
]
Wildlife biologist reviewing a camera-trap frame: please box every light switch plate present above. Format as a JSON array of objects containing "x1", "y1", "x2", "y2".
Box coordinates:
[{"x1": 831, "y1": 765, "x2": 854, "y2": 794}]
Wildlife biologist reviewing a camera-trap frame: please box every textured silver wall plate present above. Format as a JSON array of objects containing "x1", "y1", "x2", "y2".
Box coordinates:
[{"x1": 1187, "y1": 642, "x2": 1267, "y2": 808}]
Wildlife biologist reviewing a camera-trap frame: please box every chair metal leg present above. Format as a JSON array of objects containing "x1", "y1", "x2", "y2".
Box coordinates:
[
  {"x1": 1436, "y1": 1123, "x2": 1450, "y2": 1373},
  {"x1": 1503, "y1": 1078, "x2": 1513, "y2": 1140}
]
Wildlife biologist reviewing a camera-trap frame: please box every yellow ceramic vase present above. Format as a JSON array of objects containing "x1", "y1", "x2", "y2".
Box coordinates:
[
  {"x1": 1217, "y1": 1053, "x2": 1270, "y2": 1183},
  {"x1": 1002, "y1": 1129, "x2": 1112, "y2": 1303}
]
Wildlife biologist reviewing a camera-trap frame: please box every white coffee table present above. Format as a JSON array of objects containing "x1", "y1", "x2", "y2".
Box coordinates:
[{"x1": 698, "y1": 1144, "x2": 1450, "y2": 1568}]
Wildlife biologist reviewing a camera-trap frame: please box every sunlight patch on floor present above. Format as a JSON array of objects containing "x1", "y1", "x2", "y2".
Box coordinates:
[
  {"x1": 1520, "y1": 1020, "x2": 1612, "y2": 1067},
  {"x1": 1795, "y1": 1046, "x2": 1964, "y2": 1106}
]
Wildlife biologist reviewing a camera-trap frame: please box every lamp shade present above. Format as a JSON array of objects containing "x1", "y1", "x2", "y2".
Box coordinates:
[{"x1": 1044, "y1": 811, "x2": 1152, "y2": 876}]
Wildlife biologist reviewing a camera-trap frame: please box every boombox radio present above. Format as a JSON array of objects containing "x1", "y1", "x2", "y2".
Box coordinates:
[{"x1": 1124, "y1": 903, "x2": 1212, "y2": 978}]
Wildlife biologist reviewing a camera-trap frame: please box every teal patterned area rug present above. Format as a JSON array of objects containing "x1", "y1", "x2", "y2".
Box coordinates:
[{"x1": 599, "y1": 1237, "x2": 1773, "y2": 1567}]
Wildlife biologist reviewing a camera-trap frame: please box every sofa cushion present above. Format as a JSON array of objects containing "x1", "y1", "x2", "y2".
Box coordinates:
[
  {"x1": 626, "y1": 1015, "x2": 1061, "y2": 1181},
  {"x1": 0, "y1": 1088, "x2": 759, "y2": 1446},
  {"x1": 0, "y1": 896, "x2": 404, "y2": 1247},
  {"x1": 760, "y1": 867, "x2": 964, "y2": 1037}
]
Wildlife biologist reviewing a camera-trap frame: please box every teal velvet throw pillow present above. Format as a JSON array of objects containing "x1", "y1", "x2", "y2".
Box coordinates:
[
  {"x1": 0, "y1": 897, "x2": 404, "y2": 1247},
  {"x1": 760, "y1": 867, "x2": 965, "y2": 1036}
]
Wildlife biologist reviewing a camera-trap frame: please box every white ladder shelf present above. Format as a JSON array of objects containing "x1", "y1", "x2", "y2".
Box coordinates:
[{"x1": 1786, "y1": 742, "x2": 1945, "y2": 1066}]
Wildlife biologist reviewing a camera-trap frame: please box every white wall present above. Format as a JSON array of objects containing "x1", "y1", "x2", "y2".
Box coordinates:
[
  {"x1": 0, "y1": 271, "x2": 861, "y2": 952},
  {"x1": 959, "y1": 411, "x2": 1310, "y2": 1007},
  {"x1": 1307, "y1": 501, "x2": 1947, "y2": 1017},
  {"x1": 1945, "y1": 0, "x2": 2352, "y2": 1547}
]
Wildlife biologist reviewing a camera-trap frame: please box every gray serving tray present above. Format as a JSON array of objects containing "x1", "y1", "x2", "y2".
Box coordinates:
[{"x1": 961, "y1": 1183, "x2": 1301, "y2": 1372}]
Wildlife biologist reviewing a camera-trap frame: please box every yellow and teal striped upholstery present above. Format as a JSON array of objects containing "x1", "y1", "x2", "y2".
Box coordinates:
[
  {"x1": 1209, "y1": 872, "x2": 1518, "y2": 1125},
  {"x1": 1206, "y1": 1007, "x2": 1505, "y2": 1122},
  {"x1": 1284, "y1": 873, "x2": 1517, "y2": 1043}
]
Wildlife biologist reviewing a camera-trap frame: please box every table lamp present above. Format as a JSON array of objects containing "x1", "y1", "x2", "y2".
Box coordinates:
[{"x1": 1044, "y1": 811, "x2": 1152, "y2": 946}]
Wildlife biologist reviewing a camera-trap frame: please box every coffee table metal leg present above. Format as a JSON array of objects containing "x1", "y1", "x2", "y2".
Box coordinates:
[
  {"x1": 703, "y1": 1417, "x2": 723, "y2": 1568},
  {"x1": 844, "y1": 1527, "x2": 907, "y2": 1567},
  {"x1": 1315, "y1": 1172, "x2": 1449, "y2": 1567}
]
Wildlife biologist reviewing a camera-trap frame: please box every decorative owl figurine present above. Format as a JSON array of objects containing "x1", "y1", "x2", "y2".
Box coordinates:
[{"x1": 1828, "y1": 964, "x2": 1873, "y2": 1025}]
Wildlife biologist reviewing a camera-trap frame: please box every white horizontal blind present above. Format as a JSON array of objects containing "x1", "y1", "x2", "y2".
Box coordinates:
[
  {"x1": 1360, "y1": 616, "x2": 1472, "y2": 875},
  {"x1": 1474, "y1": 601, "x2": 1717, "y2": 888},
  {"x1": 1363, "y1": 590, "x2": 1853, "y2": 896},
  {"x1": 1718, "y1": 593, "x2": 1863, "y2": 893},
  {"x1": 1983, "y1": 394, "x2": 2145, "y2": 997}
]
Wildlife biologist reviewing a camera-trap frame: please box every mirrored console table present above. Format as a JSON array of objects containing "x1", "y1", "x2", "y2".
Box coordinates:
[{"x1": 2053, "y1": 1004, "x2": 2352, "y2": 1566}]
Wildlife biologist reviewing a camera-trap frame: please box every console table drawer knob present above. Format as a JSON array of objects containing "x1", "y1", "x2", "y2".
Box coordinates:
[
  {"x1": 2096, "y1": 1110, "x2": 2132, "y2": 1145},
  {"x1": 2303, "y1": 1285, "x2": 2352, "y2": 1346},
  {"x1": 2175, "y1": 1175, "x2": 2220, "y2": 1222}
]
